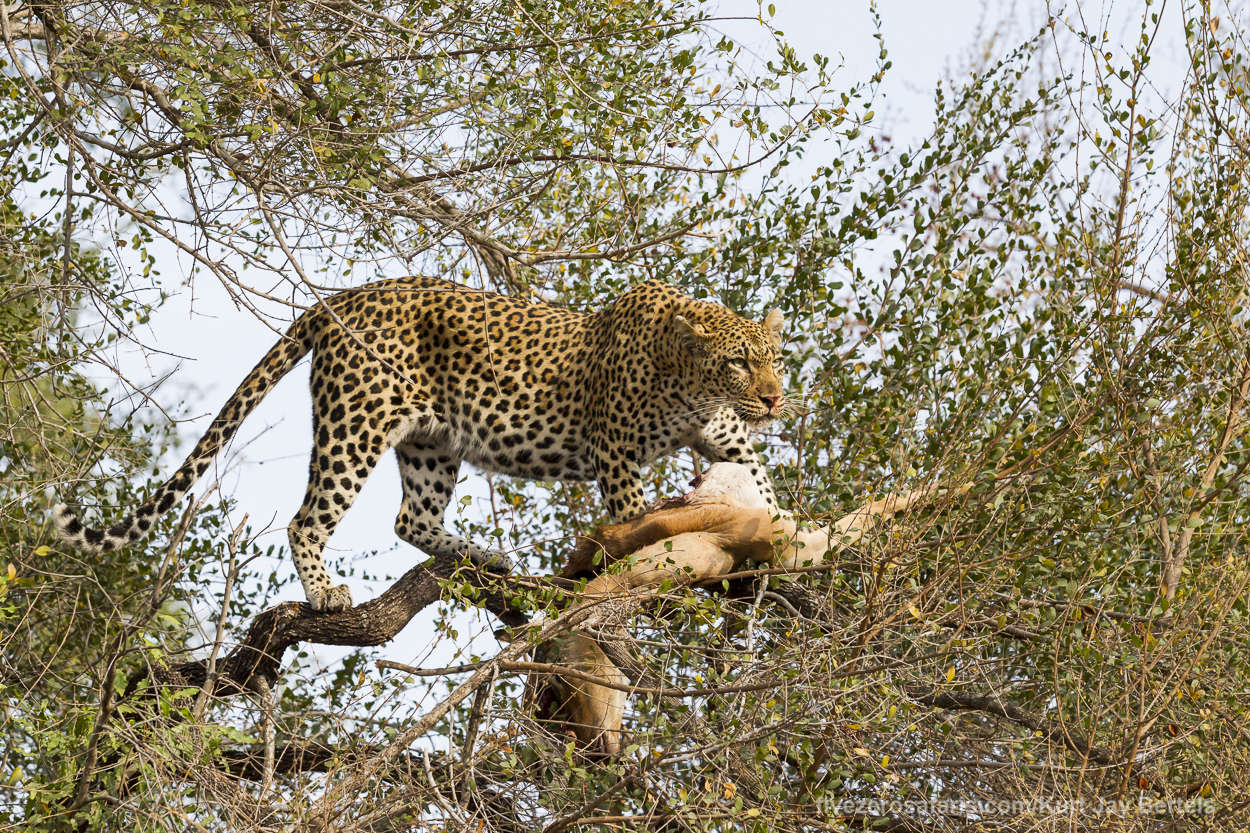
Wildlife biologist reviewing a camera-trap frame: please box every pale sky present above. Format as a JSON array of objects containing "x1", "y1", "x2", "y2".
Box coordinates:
[{"x1": 97, "y1": 0, "x2": 1016, "y2": 673}]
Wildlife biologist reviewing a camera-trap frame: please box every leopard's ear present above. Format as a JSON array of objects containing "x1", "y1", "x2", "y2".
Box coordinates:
[
  {"x1": 763, "y1": 309, "x2": 785, "y2": 344},
  {"x1": 674, "y1": 314, "x2": 712, "y2": 355}
]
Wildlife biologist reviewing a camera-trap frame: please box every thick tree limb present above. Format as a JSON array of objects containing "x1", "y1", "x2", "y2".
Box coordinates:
[{"x1": 127, "y1": 555, "x2": 528, "y2": 699}]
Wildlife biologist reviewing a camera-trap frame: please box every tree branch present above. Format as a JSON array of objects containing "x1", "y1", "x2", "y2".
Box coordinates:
[
  {"x1": 1161, "y1": 355, "x2": 1250, "y2": 599},
  {"x1": 126, "y1": 556, "x2": 528, "y2": 699},
  {"x1": 906, "y1": 686, "x2": 1127, "y2": 771}
]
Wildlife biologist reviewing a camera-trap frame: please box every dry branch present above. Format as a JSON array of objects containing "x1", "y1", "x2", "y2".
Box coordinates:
[{"x1": 907, "y1": 687, "x2": 1130, "y2": 772}]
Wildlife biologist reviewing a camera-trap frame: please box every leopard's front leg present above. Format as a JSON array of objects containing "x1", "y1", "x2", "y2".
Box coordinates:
[
  {"x1": 693, "y1": 407, "x2": 780, "y2": 515},
  {"x1": 594, "y1": 446, "x2": 649, "y2": 522}
]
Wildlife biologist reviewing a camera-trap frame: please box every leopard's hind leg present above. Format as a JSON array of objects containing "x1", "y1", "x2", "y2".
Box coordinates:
[
  {"x1": 394, "y1": 442, "x2": 511, "y2": 571},
  {"x1": 288, "y1": 410, "x2": 384, "y2": 612}
]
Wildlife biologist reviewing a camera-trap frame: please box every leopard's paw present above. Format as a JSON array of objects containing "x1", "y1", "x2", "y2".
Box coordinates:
[
  {"x1": 308, "y1": 584, "x2": 354, "y2": 613},
  {"x1": 469, "y1": 548, "x2": 514, "y2": 574}
]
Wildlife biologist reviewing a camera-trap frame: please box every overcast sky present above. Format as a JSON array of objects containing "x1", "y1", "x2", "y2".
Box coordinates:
[{"x1": 96, "y1": 0, "x2": 1024, "y2": 673}]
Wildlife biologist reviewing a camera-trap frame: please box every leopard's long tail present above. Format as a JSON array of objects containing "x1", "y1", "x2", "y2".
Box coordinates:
[{"x1": 53, "y1": 313, "x2": 317, "y2": 553}]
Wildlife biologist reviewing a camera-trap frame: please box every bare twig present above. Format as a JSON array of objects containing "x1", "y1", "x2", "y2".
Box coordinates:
[
  {"x1": 193, "y1": 513, "x2": 248, "y2": 720},
  {"x1": 1161, "y1": 356, "x2": 1250, "y2": 599}
]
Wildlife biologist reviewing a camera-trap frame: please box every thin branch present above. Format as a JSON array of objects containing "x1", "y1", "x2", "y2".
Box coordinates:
[
  {"x1": 192, "y1": 514, "x2": 247, "y2": 720},
  {"x1": 907, "y1": 686, "x2": 1127, "y2": 770},
  {"x1": 1162, "y1": 355, "x2": 1250, "y2": 599}
]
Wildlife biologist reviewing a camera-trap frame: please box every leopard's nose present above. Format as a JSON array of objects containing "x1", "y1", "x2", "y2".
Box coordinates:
[{"x1": 761, "y1": 394, "x2": 783, "y2": 413}]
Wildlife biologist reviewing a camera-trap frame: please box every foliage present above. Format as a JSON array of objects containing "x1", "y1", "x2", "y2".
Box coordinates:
[{"x1": 1, "y1": 0, "x2": 1248, "y2": 830}]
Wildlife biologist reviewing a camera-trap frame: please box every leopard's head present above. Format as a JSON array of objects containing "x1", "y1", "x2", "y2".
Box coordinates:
[{"x1": 671, "y1": 305, "x2": 787, "y2": 426}]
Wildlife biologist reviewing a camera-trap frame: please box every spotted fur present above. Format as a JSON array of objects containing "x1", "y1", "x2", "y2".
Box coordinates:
[{"x1": 53, "y1": 277, "x2": 787, "y2": 612}]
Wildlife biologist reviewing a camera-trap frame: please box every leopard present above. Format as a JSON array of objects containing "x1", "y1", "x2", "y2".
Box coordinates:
[{"x1": 53, "y1": 276, "x2": 788, "y2": 613}]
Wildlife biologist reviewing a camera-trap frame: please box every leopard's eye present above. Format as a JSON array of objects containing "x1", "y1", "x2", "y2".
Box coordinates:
[
  {"x1": 727, "y1": 357, "x2": 750, "y2": 371},
  {"x1": 773, "y1": 358, "x2": 785, "y2": 373}
]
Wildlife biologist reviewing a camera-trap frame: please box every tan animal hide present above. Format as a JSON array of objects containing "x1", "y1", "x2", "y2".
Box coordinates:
[{"x1": 534, "y1": 463, "x2": 934, "y2": 754}]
